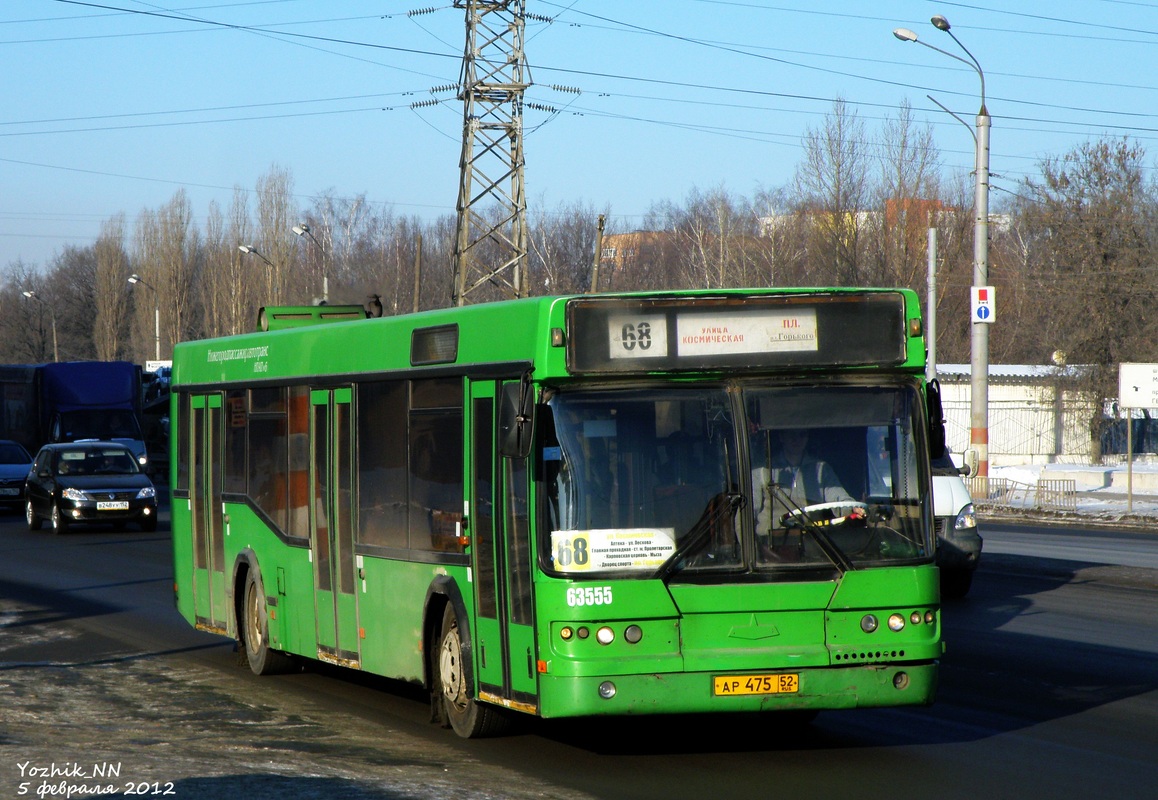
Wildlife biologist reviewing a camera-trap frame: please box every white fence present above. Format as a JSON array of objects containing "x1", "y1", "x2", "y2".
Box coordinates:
[
  {"x1": 968, "y1": 476, "x2": 1078, "y2": 513},
  {"x1": 939, "y1": 376, "x2": 1099, "y2": 464}
]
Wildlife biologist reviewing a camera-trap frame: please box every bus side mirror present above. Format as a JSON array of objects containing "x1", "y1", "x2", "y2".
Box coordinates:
[
  {"x1": 926, "y1": 379, "x2": 947, "y2": 460},
  {"x1": 498, "y1": 377, "x2": 534, "y2": 459}
]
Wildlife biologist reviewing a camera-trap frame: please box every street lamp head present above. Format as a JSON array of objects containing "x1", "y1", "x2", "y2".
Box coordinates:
[
  {"x1": 239, "y1": 245, "x2": 256, "y2": 255},
  {"x1": 21, "y1": 290, "x2": 36, "y2": 299},
  {"x1": 292, "y1": 224, "x2": 310, "y2": 237},
  {"x1": 893, "y1": 27, "x2": 918, "y2": 42},
  {"x1": 128, "y1": 274, "x2": 142, "y2": 285},
  {"x1": 931, "y1": 15, "x2": 951, "y2": 32}
]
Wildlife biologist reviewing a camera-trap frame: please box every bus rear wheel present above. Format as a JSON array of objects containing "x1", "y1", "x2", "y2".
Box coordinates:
[
  {"x1": 437, "y1": 604, "x2": 507, "y2": 738},
  {"x1": 241, "y1": 568, "x2": 293, "y2": 676}
]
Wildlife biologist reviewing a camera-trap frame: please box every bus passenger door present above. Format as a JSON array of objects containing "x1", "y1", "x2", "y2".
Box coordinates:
[
  {"x1": 469, "y1": 380, "x2": 537, "y2": 711},
  {"x1": 189, "y1": 393, "x2": 229, "y2": 633},
  {"x1": 310, "y1": 387, "x2": 360, "y2": 666}
]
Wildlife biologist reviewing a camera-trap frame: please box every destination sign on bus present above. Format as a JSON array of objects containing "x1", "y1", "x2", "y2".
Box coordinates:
[
  {"x1": 550, "y1": 527, "x2": 676, "y2": 573},
  {"x1": 567, "y1": 292, "x2": 907, "y2": 374},
  {"x1": 607, "y1": 310, "x2": 818, "y2": 360}
]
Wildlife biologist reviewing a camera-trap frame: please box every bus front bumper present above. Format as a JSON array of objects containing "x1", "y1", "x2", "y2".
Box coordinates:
[{"x1": 536, "y1": 661, "x2": 939, "y2": 719}]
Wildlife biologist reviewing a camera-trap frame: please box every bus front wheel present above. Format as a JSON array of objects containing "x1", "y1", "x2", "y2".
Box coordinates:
[{"x1": 436, "y1": 604, "x2": 506, "y2": 738}]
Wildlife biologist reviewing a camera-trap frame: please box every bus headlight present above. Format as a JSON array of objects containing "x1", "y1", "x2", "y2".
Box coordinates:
[
  {"x1": 888, "y1": 614, "x2": 906, "y2": 632},
  {"x1": 860, "y1": 614, "x2": 879, "y2": 633},
  {"x1": 595, "y1": 626, "x2": 615, "y2": 645}
]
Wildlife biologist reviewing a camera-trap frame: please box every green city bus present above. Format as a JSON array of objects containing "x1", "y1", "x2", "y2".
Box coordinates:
[{"x1": 171, "y1": 288, "x2": 946, "y2": 737}]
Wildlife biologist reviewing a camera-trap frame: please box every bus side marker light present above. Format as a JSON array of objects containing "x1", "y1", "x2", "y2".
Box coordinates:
[
  {"x1": 360, "y1": 627, "x2": 366, "y2": 639},
  {"x1": 551, "y1": 327, "x2": 566, "y2": 347},
  {"x1": 537, "y1": 660, "x2": 548, "y2": 674},
  {"x1": 598, "y1": 681, "x2": 617, "y2": 699},
  {"x1": 925, "y1": 611, "x2": 936, "y2": 625}
]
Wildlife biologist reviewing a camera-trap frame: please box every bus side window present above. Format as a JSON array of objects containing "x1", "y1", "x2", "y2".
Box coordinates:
[
  {"x1": 357, "y1": 380, "x2": 408, "y2": 550},
  {"x1": 409, "y1": 379, "x2": 464, "y2": 553}
]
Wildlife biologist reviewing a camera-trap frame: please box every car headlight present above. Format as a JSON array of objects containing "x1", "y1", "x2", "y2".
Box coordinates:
[
  {"x1": 137, "y1": 486, "x2": 156, "y2": 500},
  {"x1": 62, "y1": 488, "x2": 87, "y2": 502},
  {"x1": 137, "y1": 454, "x2": 148, "y2": 466},
  {"x1": 954, "y1": 503, "x2": 977, "y2": 531}
]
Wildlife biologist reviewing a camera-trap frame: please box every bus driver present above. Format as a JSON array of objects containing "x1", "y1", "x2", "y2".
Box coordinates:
[{"x1": 751, "y1": 428, "x2": 862, "y2": 537}]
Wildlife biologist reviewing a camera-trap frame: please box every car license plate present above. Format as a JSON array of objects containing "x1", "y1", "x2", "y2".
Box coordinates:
[
  {"x1": 0, "y1": 488, "x2": 18, "y2": 496},
  {"x1": 713, "y1": 673, "x2": 799, "y2": 696},
  {"x1": 97, "y1": 501, "x2": 130, "y2": 511}
]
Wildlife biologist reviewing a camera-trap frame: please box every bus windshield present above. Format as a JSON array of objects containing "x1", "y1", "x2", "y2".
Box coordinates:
[{"x1": 542, "y1": 382, "x2": 931, "y2": 578}]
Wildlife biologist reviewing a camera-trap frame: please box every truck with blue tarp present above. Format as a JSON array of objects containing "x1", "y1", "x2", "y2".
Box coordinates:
[{"x1": 0, "y1": 361, "x2": 149, "y2": 470}]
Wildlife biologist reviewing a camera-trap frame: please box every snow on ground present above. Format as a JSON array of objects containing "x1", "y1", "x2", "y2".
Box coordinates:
[{"x1": 988, "y1": 462, "x2": 1158, "y2": 519}]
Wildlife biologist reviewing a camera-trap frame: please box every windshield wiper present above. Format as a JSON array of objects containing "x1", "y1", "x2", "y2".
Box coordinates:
[
  {"x1": 768, "y1": 485, "x2": 855, "y2": 574},
  {"x1": 654, "y1": 492, "x2": 744, "y2": 582}
]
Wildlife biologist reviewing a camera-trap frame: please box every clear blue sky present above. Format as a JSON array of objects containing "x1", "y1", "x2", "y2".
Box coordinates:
[{"x1": 3, "y1": 0, "x2": 1156, "y2": 269}]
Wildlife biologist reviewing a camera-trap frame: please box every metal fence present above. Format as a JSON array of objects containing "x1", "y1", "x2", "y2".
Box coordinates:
[{"x1": 968, "y1": 476, "x2": 1078, "y2": 513}]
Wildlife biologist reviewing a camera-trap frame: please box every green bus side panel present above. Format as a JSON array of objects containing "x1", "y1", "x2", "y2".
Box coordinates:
[
  {"x1": 224, "y1": 505, "x2": 319, "y2": 655},
  {"x1": 356, "y1": 557, "x2": 471, "y2": 683},
  {"x1": 172, "y1": 497, "x2": 195, "y2": 624},
  {"x1": 506, "y1": 623, "x2": 537, "y2": 696},
  {"x1": 475, "y1": 616, "x2": 503, "y2": 688},
  {"x1": 191, "y1": 567, "x2": 229, "y2": 626}
]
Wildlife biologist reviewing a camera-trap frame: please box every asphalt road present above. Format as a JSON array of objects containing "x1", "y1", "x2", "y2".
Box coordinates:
[{"x1": 1, "y1": 510, "x2": 1156, "y2": 800}]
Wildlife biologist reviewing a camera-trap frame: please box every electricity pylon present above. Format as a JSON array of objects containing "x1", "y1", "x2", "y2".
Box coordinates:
[{"x1": 452, "y1": 0, "x2": 529, "y2": 306}]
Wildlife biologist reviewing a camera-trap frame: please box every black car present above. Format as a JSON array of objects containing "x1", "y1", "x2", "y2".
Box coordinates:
[
  {"x1": 25, "y1": 441, "x2": 158, "y2": 533},
  {"x1": 0, "y1": 439, "x2": 34, "y2": 511}
]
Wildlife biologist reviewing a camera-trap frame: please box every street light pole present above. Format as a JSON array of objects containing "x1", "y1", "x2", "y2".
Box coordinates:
[
  {"x1": 21, "y1": 290, "x2": 58, "y2": 362},
  {"x1": 239, "y1": 245, "x2": 280, "y2": 304},
  {"x1": 127, "y1": 274, "x2": 161, "y2": 362},
  {"x1": 894, "y1": 15, "x2": 991, "y2": 478},
  {"x1": 292, "y1": 224, "x2": 328, "y2": 303}
]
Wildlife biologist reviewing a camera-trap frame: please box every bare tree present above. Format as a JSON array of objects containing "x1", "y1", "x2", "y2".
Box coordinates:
[
  {"x1": 1, "y1": 261, "x2": 54, "y2": 363},
  {"x1": 869, "y1": 100, "x2": 943, "y2": 288},
  {"x1": 793, "y1": 98, "x2": 870, "y2": 285},
  {"x1": 1015, "y1": 137, "x2": 1158, "y2": 457},
  {"x1": 93, "y1": 214, "x2": 131, "y2": 361},
  {"x1": 132, "y1": 189, "x2": 200, "y2": 361},
  {"x1": 527, "y1": 199, "x2": 605, "y2": 295},
  {"x1": 253, "y1": 165, "x2": 298, "y2": 305},
  {"x1": 49, "y1": 245, "x2": 99, "y2": 360},
  {"x1": 201, "y1": 190, "x2": 257, "y2": 338}
]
